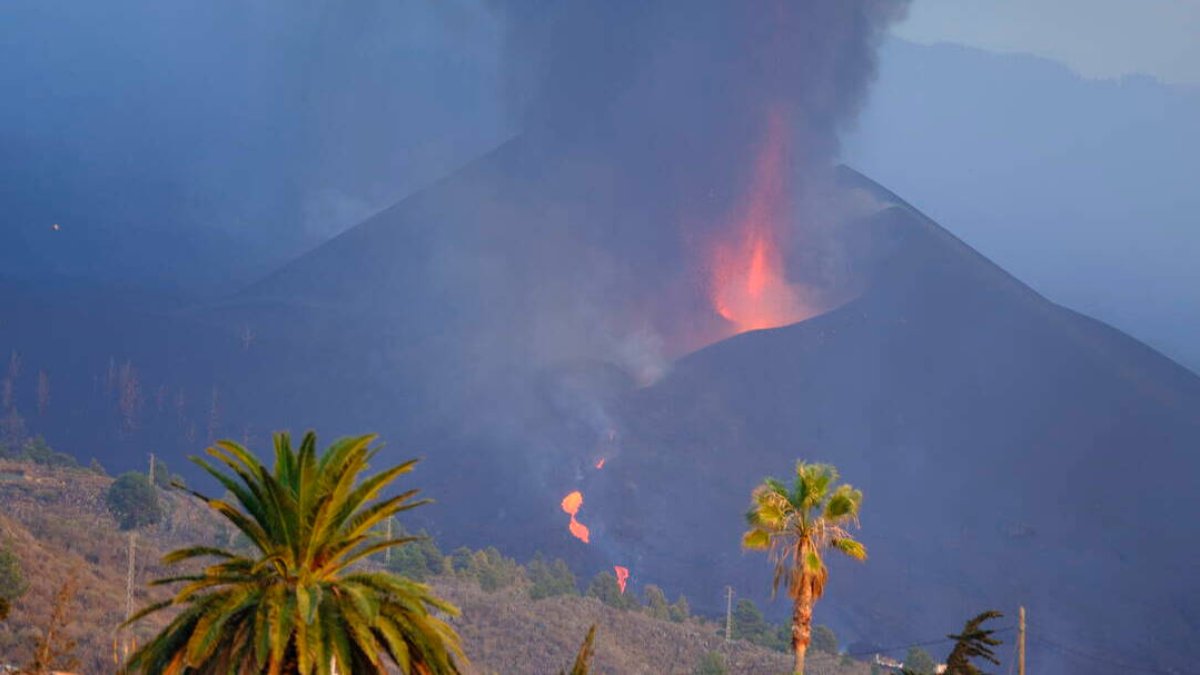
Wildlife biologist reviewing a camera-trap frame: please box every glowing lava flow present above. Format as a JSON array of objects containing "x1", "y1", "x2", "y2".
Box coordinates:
[
  {"x1": 709, "y1": 108, "x2": 811, "y2": 335},
  {"x1": 594, "y1": 458, "x2": 606, "y2": 470},
  {"x1": 614, "y1": 566, "x2": 630, "y2": 594},
  {"x1": 561, "y1": 491, "x2": 590, "y2": 543}
]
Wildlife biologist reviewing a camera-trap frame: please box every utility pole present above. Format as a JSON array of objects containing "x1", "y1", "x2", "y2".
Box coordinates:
[
  {"x1": 148, "y1": 452, "x2": 156, "y2": 487},
  {"x1": 123, "y1": 531, "x2": 137, "y2": 659},
  {"x1": 1018, "y1": 605, "x2": 1026, "y2": 675},
  {"x1": 725, "y1": 586, "x2": 734, "y2": 641},
  {"x1": 126, "y1": 532, "x2": 136, "y2": 621}
]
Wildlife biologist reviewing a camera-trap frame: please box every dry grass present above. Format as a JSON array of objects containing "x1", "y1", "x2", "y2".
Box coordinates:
[
  {"x1": 0, "y1": 461, "x2": 868, "y2": 674},
  {"x1": 0, "y1": 460, "x2": 219, "y2": 672},
  {"x1": 437, "y1": 579, "x2": 866, "y2": 675}
]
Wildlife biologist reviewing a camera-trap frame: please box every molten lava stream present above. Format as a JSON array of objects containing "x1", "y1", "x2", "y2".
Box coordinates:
[
  {"x1": 561, "y1": 490, "x2": 590, "y2": 543},
  {"x1": 614, "y1": 565, "x2": 629, "y2": 594}
]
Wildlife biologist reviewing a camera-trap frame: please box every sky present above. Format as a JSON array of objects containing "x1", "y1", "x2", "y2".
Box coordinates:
[
  {"x1": 866, "y1": 0, "x2": 1200, "y2": 368},
  {"x1": 842, "y1": 39, "x2": 1200, "y2": 369},
  {"x1": 895, "y1": 0, "x2": 1200, "y2": 84}
]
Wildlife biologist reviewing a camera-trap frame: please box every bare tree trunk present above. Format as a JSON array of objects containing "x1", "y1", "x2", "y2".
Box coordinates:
[{"x1": 792, "y1": 547, "x2": 814, "y2": 674}]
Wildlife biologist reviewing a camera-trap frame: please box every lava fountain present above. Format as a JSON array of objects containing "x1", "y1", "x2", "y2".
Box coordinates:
[
  {"x1": 709, "y1": 107, "x2": 813, "y2": 336},
  {"x1": 561, "y1": 490, "x2": 590, "y2": 543}
]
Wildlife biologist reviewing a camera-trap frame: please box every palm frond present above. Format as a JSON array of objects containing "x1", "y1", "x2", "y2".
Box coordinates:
[
  {"x1": 562, "y1": 625, "x2": 597, "y2": 675},
  {"x1": 742, "y1": 529, "x2": 771, "y2": 550},
  {"x1": 122, "y1": 431, "x2": 464, "y2": 674},
  {"x1": 823, "y1": 483, "x2": 862, "y2": 521},
  {"x1": 831, "y1": 537, "x2": 867, "y2": 561}
]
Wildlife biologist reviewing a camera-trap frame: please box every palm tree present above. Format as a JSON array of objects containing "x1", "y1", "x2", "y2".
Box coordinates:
[
  {"x1": 742, "y1": 461, "x2": 866, "y2": 675},
  {"x1": 943, "y1": 610, "x2": 1003, "y2": 675},
  {"x1": 900, "y1": 610, "x2": 1004, "y2": 675},
  {"x1": 121, "y1": 431, "x2": 465, "y2": 674},
  {"x1": 560, "y1": 624, "x2": 597, "y2": 675}
]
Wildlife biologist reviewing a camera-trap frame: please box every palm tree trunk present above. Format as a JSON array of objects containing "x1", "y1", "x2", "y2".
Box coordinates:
[{"x1": 792, "y1": 567, "x2": 814, "y2": 674}]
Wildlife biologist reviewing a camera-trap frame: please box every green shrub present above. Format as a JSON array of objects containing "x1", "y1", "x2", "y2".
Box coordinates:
[
  {"x1": 449, "y1": 546, "x2": 474, "y2": 574},
  {"x1": 451, "y1": 546, "x2": 522, "y2": 592},
  {"x1": 528, "y1": 553, "x2": 578, "y2": 599},
  {"x1": 105, "y1": 471, "x2": 162, "y2": 530},
  {"x1": 812, "y1": 624, "x2": 838, "y2": 654},
  {"x1": 643, "y1": 584, "x2": 670, "y2": 620},
  {"x1": 693, "y1": 651, "x2": 727, "y2": 675},
  {"x1": 669, "y1": 594, "x2": 691, "y2": 623},
  {"x1": 586, "y1": 571, "x2": 639, "y2": 610},
  {"x1": 0, "y1": 436, "x2": 77, "y2": 468},
  {"x1": 730, "y1": 598, "x2": 788, "y2": 651},
  {"x1": 903, "y1": 646, "x2": 937, "y2": 674},
  {"x1": 0, "y1": 541, "x2": 26, "y2": 608},
  {"x1": 384, "y1": 529, "x2": 445, "y2": 581},
  {"x1": 471, "y1": 547, "x2": 523, "y2": 592}
]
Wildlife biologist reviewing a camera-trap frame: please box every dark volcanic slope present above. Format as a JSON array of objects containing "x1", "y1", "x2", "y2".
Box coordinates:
[
  {"x1": 603, "y1": 173, "x2": 1200, "y2": 674},
  {"x1": 4, "y1": 141, "x2": 1198, "y2": 674},
  {"x1": 226, "y1": 154, "x2": 1200, "y2": 672}
]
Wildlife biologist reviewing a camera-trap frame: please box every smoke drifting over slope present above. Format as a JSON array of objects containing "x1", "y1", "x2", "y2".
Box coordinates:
[{"x1": 0, "y1": 0, "x2": 506, "y2": 290}]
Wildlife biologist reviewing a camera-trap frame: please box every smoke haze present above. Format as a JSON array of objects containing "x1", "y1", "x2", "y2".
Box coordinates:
[{"x1": 0, "y1": 0, "x2": 507, "y2": 291}]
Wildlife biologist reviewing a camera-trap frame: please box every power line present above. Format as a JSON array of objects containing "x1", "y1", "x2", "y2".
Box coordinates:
[
  {"x1": 845, "y1": 626, "x2": 1016, "y2": 657},
  {"x1": 819, "y1": 616, "x2": 1195, "y2": 675},
  {"x1": 1005, "y1": 634, "x2": 1019, "y2": 675},
  {"x1": 1034, "y1": 635, "x2": 1197, "y2": 675},
  {"x1": 826, "y1": 615, "x2": 1192, "y2": 675}
]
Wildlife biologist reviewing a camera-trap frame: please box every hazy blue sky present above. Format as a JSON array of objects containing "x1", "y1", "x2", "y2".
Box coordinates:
[{"x1": 896, "y1": 0, "x2": 1200, "y2": 84}]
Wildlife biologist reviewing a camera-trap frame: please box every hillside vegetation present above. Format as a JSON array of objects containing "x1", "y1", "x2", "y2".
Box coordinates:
[{"x1": 0, "y1": 459, "x2": 866, "y2": 674}]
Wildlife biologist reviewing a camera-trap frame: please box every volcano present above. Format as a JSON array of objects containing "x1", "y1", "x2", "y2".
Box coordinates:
[
  {"x1": 3, "y1": 126, "x2": 1199, "y2": 674},
  {"x1": 205, "y1": 130, "x2": 1200, "y2": 671}
]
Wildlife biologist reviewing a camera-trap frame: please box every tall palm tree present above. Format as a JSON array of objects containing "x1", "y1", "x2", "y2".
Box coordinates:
[
  {"x1": 742, "y1": 461, "x2": 866, "y2": 675},
  {"x1": 121, "y1": 431, "x2": 465, "y2": 674}
]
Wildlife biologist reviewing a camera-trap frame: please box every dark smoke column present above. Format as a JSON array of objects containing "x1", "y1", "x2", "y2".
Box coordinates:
[
  {"x1": 489, "y1": 0, "x2": 911, "y2": 167},
  {"x1": 486, "y1": 0, "x2": 912, "y2": 354}
]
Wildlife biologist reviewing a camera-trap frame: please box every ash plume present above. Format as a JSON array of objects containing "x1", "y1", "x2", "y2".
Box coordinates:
[
  {"x1": 491, "y1": 0, "x2": 911, "y2": 162},
  {"x1": 477, "y1": 0, "x2": 912, "y2": 362}
]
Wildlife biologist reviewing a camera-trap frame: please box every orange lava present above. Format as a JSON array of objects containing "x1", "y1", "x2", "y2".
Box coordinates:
[
  {"x1": 561, "y1": 491, "x2": 583, "y2": 513},
  {"x1": 614, "y1": 566, "x2": 630, "y2": 594},
  {"x1": 594, "y1": 458, "x2": 606, "y2": 470},
  {"x1": 567, "y1": 518, "x2": 590, "y2": 543},
  {"x1": 561, "y1": 490, "x2": 590, "y2": 543},
  {"x1": 709, "y1": 107, "x2": 811, "y2": 335}
]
